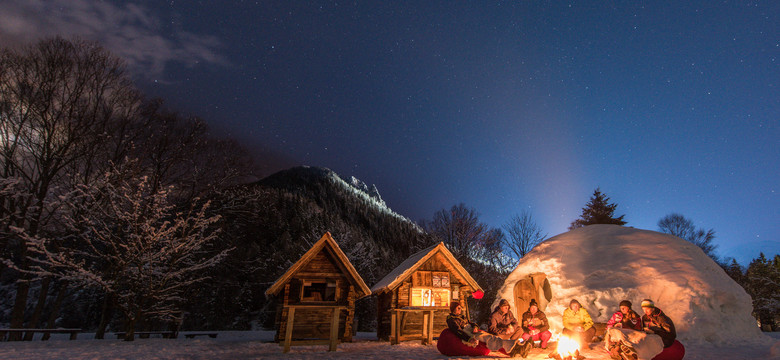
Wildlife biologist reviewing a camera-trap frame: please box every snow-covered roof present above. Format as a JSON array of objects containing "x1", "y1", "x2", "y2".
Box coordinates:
[
  {"x1": 265, "y1": 232, "x2": 371, "y2": 298},
  {"x1": 370, "y1": 242, "x2": 482, "y2": 294},
  {"x1": 495, "y1": 224, "x2": 761, "y2": 345}
]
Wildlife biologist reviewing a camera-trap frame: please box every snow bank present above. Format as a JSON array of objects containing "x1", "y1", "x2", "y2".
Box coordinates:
[{"x1": 495, "y1": 224, "x2": 767, "y2": 345}]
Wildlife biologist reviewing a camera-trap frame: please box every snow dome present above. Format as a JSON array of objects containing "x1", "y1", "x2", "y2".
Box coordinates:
[{"x1": 495, "y1": 224, "x2": 763, "y2": 344}]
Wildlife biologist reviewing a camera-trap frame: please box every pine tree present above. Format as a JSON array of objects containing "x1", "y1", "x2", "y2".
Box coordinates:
[
  {"x1": 569, "y1": 188, "x2": 627, "y2": 230},
  {"x1": 745, "y1": 253, "x2": 780, "y2": 331}
]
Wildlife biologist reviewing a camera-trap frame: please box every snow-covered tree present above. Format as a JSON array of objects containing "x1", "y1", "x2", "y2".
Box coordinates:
[
  {"x1": 569, "y1": 188, "x2": 626, "y2": 229},
  {"x1": 22, "y1": 169, "x2": 229, "y2": 340},
  {"x1": 502, "y1": 210, "x2": 547, "y2": 261},
  {"x1": 657, "y1": 213, "x2": 718, "y2": 261}
]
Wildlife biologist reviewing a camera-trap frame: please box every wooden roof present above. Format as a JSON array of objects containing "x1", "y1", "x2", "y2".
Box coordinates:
[
  {"x1": 265, "y1": 232, "x2": 371, "y2": 298},
  {"x1": 370, "y1": 242, "x2": 482, "y2": 295}
]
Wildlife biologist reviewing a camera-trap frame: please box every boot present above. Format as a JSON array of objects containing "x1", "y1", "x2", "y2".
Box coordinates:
[
  {"x1": 479, "y1": 334, "x2": 504, "y2": 351},
  {"x1": 521, "y1": 340, "x2": 533, "y2": 357},
  {"x1": 508, "y1": 340, "x2": 527, "y2": 358},
  {"x1": 502, "y1": 338, "x2": 519, "y2": 353}
]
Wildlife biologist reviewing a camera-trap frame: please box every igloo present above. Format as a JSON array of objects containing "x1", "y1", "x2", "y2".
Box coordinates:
[{"x1": 495, "y1": 224, "x2": 762, "y2": 344}]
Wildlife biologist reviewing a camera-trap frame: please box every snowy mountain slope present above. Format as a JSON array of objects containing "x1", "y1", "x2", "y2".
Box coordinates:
[{"x1": 257, "y1": 165, "x2": 422, "y2": 232}]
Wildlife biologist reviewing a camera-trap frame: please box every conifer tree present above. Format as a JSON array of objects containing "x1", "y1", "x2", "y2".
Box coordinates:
[
  {"x1": 745, "y1": 253, "x2": 780, "y2": 331},
  {"x1": 569, "y1": 188, "x2": 627, "y2": 230}
]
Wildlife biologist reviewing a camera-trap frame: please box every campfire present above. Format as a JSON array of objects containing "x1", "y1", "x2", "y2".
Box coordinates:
[{"x1": 548, "y1": 335, "x2": 585, "y2": 360}]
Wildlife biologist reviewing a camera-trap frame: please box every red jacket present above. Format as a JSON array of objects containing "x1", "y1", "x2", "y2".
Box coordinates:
[{"x1": 606, "y1": 310, "x2": 642, "y2": 331}]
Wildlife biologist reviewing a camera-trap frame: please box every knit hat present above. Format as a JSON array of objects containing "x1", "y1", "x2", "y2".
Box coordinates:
[
  {"x1": 640, "y1": 299, "x2": 655, "y2": 308},
  {"x1": 529, "y1": 299, "x2": 538, "y2": 308},
  {"x1": 619, "y1": 300, "x2": 632, "y2": 308},
  {"x1": 569, "y1": 299, "x2": 581, "y2": 308},
  {"x1": 450, "y1": 301, "x2": 461, "y2": 313},
  {"x1": 498, "y1": 299, "x2": 510, "y2": 307}
]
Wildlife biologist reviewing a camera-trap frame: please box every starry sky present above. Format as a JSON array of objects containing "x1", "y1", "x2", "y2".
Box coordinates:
[{"x1": 1, "y1": 1, "x2": 777, "y2": 265}]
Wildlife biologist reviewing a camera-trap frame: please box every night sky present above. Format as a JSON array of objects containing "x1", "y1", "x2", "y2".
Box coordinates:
[{"x1": 1, "y1": 1, "x2": 777, "y2": 265}]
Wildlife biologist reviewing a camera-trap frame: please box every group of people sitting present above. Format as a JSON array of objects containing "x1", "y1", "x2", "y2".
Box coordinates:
[{"x1": 437, "y1": 297, "x2": 685, "y2": 360}]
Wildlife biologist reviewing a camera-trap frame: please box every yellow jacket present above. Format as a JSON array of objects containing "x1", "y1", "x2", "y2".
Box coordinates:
[{"x1": 562, "y1": 307, "x2": 594, "y2": 331}]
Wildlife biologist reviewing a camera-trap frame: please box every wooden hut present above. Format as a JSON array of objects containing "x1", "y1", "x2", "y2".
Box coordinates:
[
  {"x1": 265, "y1": 232, "x2": 370, "y2": 352},
  {"x1": 371, "y1": 242, "x2": 483, "y2": 344}
]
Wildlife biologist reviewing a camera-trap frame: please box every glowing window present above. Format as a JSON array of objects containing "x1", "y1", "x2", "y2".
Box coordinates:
[
  {"x1": 410, "y1": 271, "x2": 452, "y2": 307},
  {"x1": 410, "y1": 287, "x2": 451, "y2": 307}
]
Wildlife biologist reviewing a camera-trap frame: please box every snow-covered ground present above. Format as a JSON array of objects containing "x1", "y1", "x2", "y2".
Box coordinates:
[{"x1": 0, "y1": 330, "x2": 777, "y2": 360}]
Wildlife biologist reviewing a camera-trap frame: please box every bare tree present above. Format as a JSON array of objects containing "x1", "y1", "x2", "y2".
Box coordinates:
[
  {"x1": 502, "y1": 210, "x2": 547, "y2": 261},
  {"x1": 0, "y1": 37, "x2": 143, "y2": 335},
  {"x1": 425, "y1": 203, "x2": 504, "y2": 266},
  {"x1": 657, "y1": 213, "x2": 718, "y2": 260}
]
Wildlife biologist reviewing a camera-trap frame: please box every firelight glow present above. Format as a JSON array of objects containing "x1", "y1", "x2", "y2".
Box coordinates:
[{"x1": 556, "y1": 335, "x2": 580, "y2": 357}]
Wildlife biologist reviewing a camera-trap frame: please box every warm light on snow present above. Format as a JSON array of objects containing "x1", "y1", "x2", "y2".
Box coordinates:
[{"x1": 494, "y1": 224, "x2": 765, "y2": 345}]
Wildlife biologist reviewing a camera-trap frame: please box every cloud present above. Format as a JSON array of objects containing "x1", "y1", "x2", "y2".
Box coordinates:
[{"x1": 0, "y1": 0, "x2": 227, "y2": 78}]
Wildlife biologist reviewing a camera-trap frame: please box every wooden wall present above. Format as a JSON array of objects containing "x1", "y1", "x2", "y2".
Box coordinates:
[
  {"x1": 273, "y1": 247, "x2": 359, "y2": 343},
  {"x1": 376, "y1": 254, "x2": 474, "y2": 341}
]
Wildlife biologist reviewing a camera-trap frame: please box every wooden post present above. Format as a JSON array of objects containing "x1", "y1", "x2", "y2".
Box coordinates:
[
  {"x1": 344, "y1": 286, "x2": 355, "y2": 341},
  {"x1": 329, "y1": 307, "x2": 339, "y2": 351},
  {"x1": 421, "y1": 310, "x2": 429, "y2": 345},
  {"x1": 427, "y1": 310, "x2": 434, "y2": 345},
  {"x1": 283, "y1": 307, "x2": 295, "y2": 353},
  {"x1": 390, "y1": 310, "x2": 398, "y2": 345}
]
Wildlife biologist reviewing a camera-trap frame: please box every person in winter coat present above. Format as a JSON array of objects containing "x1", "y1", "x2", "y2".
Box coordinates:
[
  {"x1": 640, "y1": 299, "x2": 685, "y2": 360},
  {"x1": 606, "y1": 300, "x2": 643, "y2": 331},
  {"x1": 488, "y1": 299, "x2": 523, "y2": 340},
  {"x1": 520, "y1": 299, "x2": 552, "y2": 349},
  {"x1": 604, "y1": 300, "x2": 647, "y2": 359},
  {"x1": 562, "y1": 299, "x2": 597, "y2": 346},
  {"x1": 441, "y1": 301, "x2": 526, "y2": 357}
]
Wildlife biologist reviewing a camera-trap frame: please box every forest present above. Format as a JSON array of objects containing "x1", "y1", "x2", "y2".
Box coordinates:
[{"x1": 1, "y1": 38, "x2": 777, "y2": 341}]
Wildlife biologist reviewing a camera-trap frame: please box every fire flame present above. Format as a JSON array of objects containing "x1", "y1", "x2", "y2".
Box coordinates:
[{"x1": 556, "y1": 335, "x2": 580, "y2": 357}]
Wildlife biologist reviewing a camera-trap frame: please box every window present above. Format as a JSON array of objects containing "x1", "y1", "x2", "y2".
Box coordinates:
[
  {"x1": 410, "y1": 271, "x2": 451, "y2": 307},
  {"x1": 410, "y1": 287, "x2": 450, "y2": 307},
  {"x1": 301, "y1": 279, "x2": 338, "y2": 302}
]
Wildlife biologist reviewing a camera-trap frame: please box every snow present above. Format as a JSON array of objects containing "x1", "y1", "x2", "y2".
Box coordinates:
[
  {"x1": 371, "y1": 243, "x2": 439, "y2": 293},
  {"x1": 0, "y1": 330, "x2": 777, "y2": 359},
  {"x1": 314, "y1": 166, "x2": 423, "y2": 232},
  {"x1": 494, "y1": 225, "x2": 766, "y2": 345}
]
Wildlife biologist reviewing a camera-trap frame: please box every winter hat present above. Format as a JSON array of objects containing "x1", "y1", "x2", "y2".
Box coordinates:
[
  {"x1": 498, "y1": 299, "x2": 510, "y2": 307},
  {"x1": 450, "y1": 301, "x2": 461, "y2": 313},
  {"x1": 569, "y1": 299, "x2": 581, "y2": 308},
  {"x1": 619, "y1": 300, "x2": 632, "y2": 308},
  {"x1": 640, "y1": 299, "x2": 655, "y2": 308},
  {"x1": 529, "y1": 299, "x2": 538, "y2": 308}
]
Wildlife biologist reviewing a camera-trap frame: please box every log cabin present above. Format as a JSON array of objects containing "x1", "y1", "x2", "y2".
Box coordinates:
[
  {"x1": 265, "y1": 232, "x2": 370, "y2": 352},
  {"x1": 371, "y1": 242, "x2": 483, "y2": 344}
]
